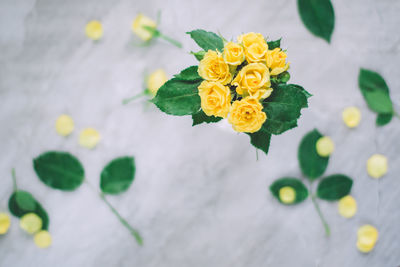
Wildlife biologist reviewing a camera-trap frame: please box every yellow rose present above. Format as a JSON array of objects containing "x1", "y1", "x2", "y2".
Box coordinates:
[
  {"x1": 132, "y1": 14, "x2": 157, "y2": 41},
  {"x1": 223, "y1": 42, "x2": 245, "y2": 66},
  {"x1": 266, "y1": 48, "x2": 290, "y2": 75},
  {"x1": 198, "y1": 50, "x2": 232, "y2": 85},
  {"x1": 232, "y1": 63, "x2": 273, "y2": 100},
  {"x1": 147, "y1": 69, "x2": 168, "y2": 96},
  {"x1": 85, "y1": 21, "x2": 103, "y2": 41},
  {"x1": 198, "y1": 81, "x2": 231, "y2": 118},
  {"x1": 238, "y1": 32, "x2": 268, "y2": 63},
  {"x1": 228, "y1": 97, "x2": 267, "y2": 133}
]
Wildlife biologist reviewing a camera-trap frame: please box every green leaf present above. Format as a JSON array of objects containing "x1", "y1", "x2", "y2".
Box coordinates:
[
  {"x1": 261, "y1": 84, "x2": 309, "y2": 135},
  {"x1": 174, "y1": 66, "x2": 202, "y2": 81},
  {"x1": 33, "y1": 151, "x2": 85, "y2": 191},
  {"x1": 191, "y1": 51, "x2": 206, "y2": 61},
  {"x1": 187, "y1": 29, "x2": 224, "y2": 52},
  {"x1": 192, "y1": 110, "x2": 223, "y2": 126},
  {"x1": 247, "y1": 130, "x2": 271, "y2": 155},
  {"x1": 270, "y1": 178, "x2": 309, "y2": 205},
  {"x1": 267, "y1": 38, "x2": 281, "y2": 50},
  {"x1": 297, "y1": 0, "x2": 335, "y2": 43},
  {"x1": 100, "y1": 156, "x2": 136, "y2": 195},
  {"x1": 358, "y1": 69, "x2": 393, "y2": 114},
  {"x1": 152, "y1": 78, "x2": 202, "y2": 116},
  {"x1": 8, "y1": 190, "x2": 49, "y2": 230},
  {"x1": 376, "y1": 113, "x2": 392, "y2": 126},
  {"x1": 298, "y1": 129, "x2": 329, "y2": 180},
  {"x1": 317, "y1": 174, "x2": 353, "y2": 201}
]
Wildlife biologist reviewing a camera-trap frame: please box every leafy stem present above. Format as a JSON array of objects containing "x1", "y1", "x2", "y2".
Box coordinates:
[
  {"x1": 143, "y1": 26, "x2": 182, "y2": 48},
  {"x1": 11, "y1": 168, "x2": 17, "y2": 191},
  {"x1": 310, "y1": 191, "x2": 330, "y2": 237},
  {"x1": 122, "y1": 91, "x2": 147, "y2": 105}
]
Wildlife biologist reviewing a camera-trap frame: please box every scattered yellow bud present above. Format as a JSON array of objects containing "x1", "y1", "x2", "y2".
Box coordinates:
[
  {"x1": 0, "y1": 213, "x2": 11, "y2": 234},
  {"x1": 147, "y1": 69, "x2": 168, "y2": 96},
  {"x1": 316, "y1": 136, "x2": 334, "y2": 157},
  {"x1": 279, "y1": 186, "x2": 296, "y2": 204},
  {"x1": 132, "y1": 14, "x2": 157, "y2": 41},
  {"x1": 367, "y1": 154, "x2": 388, "y2": 179},
  {"x1": 34, "y1": 230, "x2": 52, "y2": 248},
  {"x1": 338, "y1": 195, "x2": 357, "y2": 218},
  {"x1": 79, "y1": 128, "x2": 101, "y2": 149},
  {"x1": 342, "y1": 107, "x2": 361, "y2": 128},
  {"x1": 55, "y1": 114, "x2": 74, "y2": 136},
  {"x1": 357, "y1": 224, "x2": 378, "y2": 253},
  {"x1": 85, "y1": 20, "x2": 103, "y2": 41},
  {"x1": 20, "y1": 213, "x2": 42, "y2": 234}
]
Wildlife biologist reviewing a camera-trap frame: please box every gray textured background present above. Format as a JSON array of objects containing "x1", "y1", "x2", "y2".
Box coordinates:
[{"x1": 1, "y1": 0, "x2": 399, "y2": 266}]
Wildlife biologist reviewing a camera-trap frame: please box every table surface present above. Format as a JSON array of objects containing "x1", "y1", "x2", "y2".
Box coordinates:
[{"x1": 1, "y1": 0, "x2": 399, "y2": 266}]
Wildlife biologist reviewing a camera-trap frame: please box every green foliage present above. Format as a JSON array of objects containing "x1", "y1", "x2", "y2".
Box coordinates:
[
  {"x1": 100, "y1": 156, "x2": 136, "y2": 195},
  {"x1": 267, "y1": 38, "x2": 281, "y2": 50},
  {"x1": 33, "y1": 151, "x2": 85, "y2": 191},
  {"x1": 297, "y1": 0, "x2": 335, "y2": 43},
  {"x1": 317, "y1": 175, "x2": 353, "y2": 201},
  {"x1": 247, "y1": 130, "x2": 271, "y2": 155},
  {"x1": 191, "y1": 51, "x2": 206, "y2": 61},
  {"x1": 187, "y1": 29, "x2": 224, "y2": 52},
  {"x1": 376, "y1": 113, "x2": 392, "y2": 127},
  {"x1": 174, "y1": 66, "x2": 202, "y2": 81},
  {"x1": 192, "y1": 110, "x2": 222, "y2": 126},
  {"x1": 270, "y1": 178, "x2": 308, "y2": 205}
]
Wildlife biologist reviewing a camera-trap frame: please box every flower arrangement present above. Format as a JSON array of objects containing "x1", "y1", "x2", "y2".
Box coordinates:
[{"x1": 152, "y1": 30, "x2": 311, "y2": 154}]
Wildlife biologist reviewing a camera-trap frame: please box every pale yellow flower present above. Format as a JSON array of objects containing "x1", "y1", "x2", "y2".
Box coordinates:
[
  {"x1": 316, "y1": 136, "x2": 334, "y2": 157},
  {"x1": 55, "y1": 114, "x2": 74, "y2": 137},
  {"x1": 0, "y1": 213, "x2": 11, "y2": 235},
  {"x1": 342, "y1": 107, "x2": 361, "y2": 128},
  {"x1": 198, "y1": 50, "x2": 232, "y2": 85},
  {"x1": 367, "y1": 154, "x2": 388, "y2": 178},
  {"x1": 79, "y1": 128, "x2": 101, "y2": 149},
  {"x1": 34, "y1": 230, "x2": 52, "y2": 249},
  {"x1": 223, "y1": 42, "x2": 245, "y2": 66},
  {"x1": 198, "y1": 81, "x2": 231, "y2": 118},
  {"x1": 265, "y1": 48, "x2": 290, "y2": 76},
  {"x1": 228, "y1": 97, "x2": 267, "y2": 133},
  {"x1": 237, "y1": 32, "x2": 268, "y2": 63},
  {"x1": 85, "y1": 21, "x2": 103, "y2": 41},
  {"x1": 357, "y1": 225, "x2": 378, "y2": 253},
  {"x1": 132, "y1": 14, "x2": 157, "y2": 41},
  {"x1": 279, "y1": 186, "x2": 296, "y2": 204},
  {"x1": 338, "y1": 195, "x2": 357, "y2": 218},
  {"x1": 20, "y1": 213, "x2": 42, "y2": 234},
  {"x1": 147, "y1": 69, "x2": 168, "y2": 96}
]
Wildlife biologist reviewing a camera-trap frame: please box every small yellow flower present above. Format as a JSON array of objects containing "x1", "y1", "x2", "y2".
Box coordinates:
[
  {"x1": 338, "y1": 195, "x2": 357, "y2": 218},
  {"x1": 265, "y1": 48, "x2": 290, "y2": 76},
  {"x1": 55, "y1": 114, "x2": 74, "y2": 137},
  {"x1": 342, "y1": 107, "x2": 361, "y2": 128},
  {"x1": 279, "y1": 186, "x2": 296, "y2": 204},
  {"x1": 20, "y1": 213, "x2": 42, "y2": 234},
  {"x1": 357, "y1": 224, "x2": 378, "y2": 253},
  {"x1": 367, "y1": 154, "x2": 388, "y2": 179},
  {"x1": 147, "y1": 69, "x2": 168, "y2": 96},
  {"x1": 0, "y1": 213, "x2": 11, "y2": 235},
  {"x1": 79, "y1": 128, "x2": 101, "y2": 149},
  {"x1": 198, "y1": 50, "x2": 232, "y2": 85},
  {"x1": 132, "y1": 14, "x2": 157, "y2": 41},
  {"x1": 228, "y1": 97, "x2": 267, "y2": 133},
  {"x1": 198, "y1": 81, "x2": 231, "y2": 118},
  {"x1": 223, "y1": 42, "x2": 245, "y2": 66},
  {"x1": 232, "y1": 63, "x2": 272, "y2": 100},
  {"x1": 34, "y1": 230, "x2": 52, "y2": 248},
  {"x1": 85, "y1": 21, "x2": 103, "y2": 41},
  {"x1": 316, "y1": 136, "x2": 334, "y2": 157},
  {"x1": 237, "y1": 32, "x2": 268, "y2": 63}
]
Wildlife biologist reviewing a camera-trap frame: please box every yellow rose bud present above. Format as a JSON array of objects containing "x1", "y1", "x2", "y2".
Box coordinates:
[
  {"x1": 316, "y1": 136, "x2": 334, "y2": 157},
  {"x1": 34, "y1": 230, "x2": 52, "y2": 248},
  {"x1": 367, "y1": 154, "x2": 388, "y2": 179},
  {"x1": 198, "y1": 81, "x2": 231, "y2": 118},
  {"x1": 238, "y1": 32, "x2": 268, "y2": 63},
  {"x1": 147, "y1": 69, "x2": 168, "y2": 96},
  {"x1": 338, "y1": 195, "x2": 357, "y2": 218},
  {"x1": 232, "y1": 63, "x2": 272, "y2": 100},
  {"x1": 279, "y1": 186, "x2": 296, "y2": 204},
  {"x1": 357, "y1": 224, "x2": 378, "y2": 253},
  {"x1": 85, "y1": 20, "x2": 103, "y2": 41},
  {"x1": 55, "y1": 114, "x2": 74, "y2": 137},
  {"x1": 132, "y1": 14, "x2": 157, "y2": 41},
  {"x1": 223, "y1": 42, "x2": 245, "y2": 66},
  {"x1": 0, "y1": 213, "x2": 11, "y2": 235},
  {"x1": 342, "y1": 106, "x2": 361, "y2": 128},
  {"x1": 266, "y1": 48, "x2": 290, "y2": 76},
  {"x1": 228, "y1": 97, "x2": 267, "y2": 133},
  {"x1": 79, "y1": 128, "x2": 101, "y2": 149},
  {"x1": 198, "y1": 50, "x2": 232, "y2": 85},
  {"x1": 20, "y1": 213, "x2": 42, "y2": 235}
]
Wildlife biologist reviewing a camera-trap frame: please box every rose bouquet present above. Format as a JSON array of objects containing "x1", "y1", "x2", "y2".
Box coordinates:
[{"x1": 152, "y1": 30, "x2": 311, "y2": 155}]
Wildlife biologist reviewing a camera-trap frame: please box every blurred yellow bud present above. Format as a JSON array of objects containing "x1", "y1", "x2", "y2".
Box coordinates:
[
  {"x1": 132, "y1": 14, "x2": 157, "y2": 41},
  {"x1": 367, "y1": 154, "x2": 388, "y2": 178},
  {"x1": 34, "y1": 230, "x2": 52, "y2": 248},
  {"x1": 0, "y1": 213, "x2": 11, "y2": 234},
  {"x1": 79, "y1": 128, "x2": 101, "y2": 149},
  {"x1": 279, "y1": 186, "x2": 296, "y2": 204},
  {"x1": 55, "y1": 114, "x2": 74, "y2": 136},
  {"x1": 342, "y1": 107, "x2": 361, "y2": 128},
  {"x1": 147, "y1": 69, "x2": 168, "y2": 96},
  {"x1": 20, "y1": 213, "x2": 42, "y2": 234},
  {"x1": 316, "y1": 136, "x2": 334, "y2": 157},
  {"x1": 85, "y1": 20, "x2": 103, "y2": 41},
  {"x1": 338, "y1": 195, "x2": 357, "y2": 218},
  {"x1": 357, "y1": 224, "x2": 378, "y2": 253}
]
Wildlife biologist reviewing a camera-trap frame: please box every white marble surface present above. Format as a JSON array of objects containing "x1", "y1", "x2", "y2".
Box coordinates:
[{"x1": 1, "y1": 0, "x2": 400, "y2": 266}]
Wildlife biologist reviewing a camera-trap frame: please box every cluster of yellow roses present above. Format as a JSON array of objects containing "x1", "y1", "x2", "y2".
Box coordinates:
[{"x1": 197, "y1": 32, "x2": 290, "y2": 133}]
